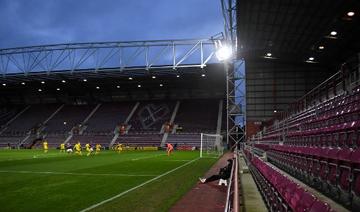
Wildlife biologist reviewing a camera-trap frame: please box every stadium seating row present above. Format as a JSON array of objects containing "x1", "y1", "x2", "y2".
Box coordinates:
[
  {"x1": 243, "y1": 149, "x2": 334, "y2": 212},
  {"x1": 259, "y1": 145, "x2": 360, "y2": 210}
]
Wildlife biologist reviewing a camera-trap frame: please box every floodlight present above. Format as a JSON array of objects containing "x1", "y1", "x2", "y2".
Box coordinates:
[
  {"x1": 330, "y1": 31, "x2": 337, "y2": 36},
  {"x1": 347, "y1": 11, "x2": 355, "y2": 17},
  {"x1": 216, "y1": 45, "x2": 232, "y2": 61}
]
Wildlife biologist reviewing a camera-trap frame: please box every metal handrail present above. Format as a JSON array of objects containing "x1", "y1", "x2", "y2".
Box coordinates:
[{"x1": 224, "y1": 150, "x2": 239, "y2": 212}]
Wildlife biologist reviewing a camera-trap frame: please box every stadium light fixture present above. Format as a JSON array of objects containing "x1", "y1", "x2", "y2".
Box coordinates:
[
  {"x1": 215, "y1": 45, "x2": 232, "y2": 61},
  {"x1": 38, "y1": 88, "x2": 42, "y2": 92},
  {"x1": 330, "y1": 31, "x2": 337, "y2": 36},
  {"x1": 83, "y1": 79, "x2": 87, "y2": 82},
  {"x1": 308, "y1": 57, "x2": 314, "y2": 61},
  {"x1": 63, "y1": 121, "x2": 67, "y2": 125},
  {"x1": 347, "y1": 11, "x2": 355, "y2": 17},
  {"x1": 96, "y1": 86, "x2": 100, "y2": 89},
  {"x1": 2, "y1": 83, "x2": 6, "y2": 86},
  {"x1": 56, "y1": 88, "x2": 60, "y2": 91},
  {"x1": 274, "y1": 110, "x2": 277, "y2": 113},
  {"x1": 159, "y1": 83, "x2": 163, "y2": 87},
  {"x1": 129, "y1": 77, "x2": 133, "y2": 80},
  {"x1": 214, "y1": 40, "x2": 232, "y2": 61},
  {"x1": 41, "y1": 81, "x2": 45, "y2": 84},
  {"x1": 201, "y1": 73, "x2": 206, "y2": 77},
  {"x1": 116, "y1": 85, "x2": 120, "y2": 88},
  {"x1": 61, "y1": 80, "x2": 66, "y2": 83},
  {"x1": 176, "y1": 75, "x2": 180, "y2": 78},
  {"x1": 137, "y1": 84, "x2": 141, "y2": 88},
  {"x1": 152, "y1": 76, "x2": 156, "y2": 79},
  {"x1": 266, "y1": 53, "x2": 272, "y2": 57},
  {"x1": 21, "y1": 82, "x2": 26, "y2": 85},
  {"x1": 318, "y1": 46, "x2": 325, "y2": 50}
]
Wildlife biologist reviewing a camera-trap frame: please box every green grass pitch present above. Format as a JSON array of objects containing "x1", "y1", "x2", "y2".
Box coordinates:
[{"x1": 0, "y1": 149, "x2": 217, "y2": 212}]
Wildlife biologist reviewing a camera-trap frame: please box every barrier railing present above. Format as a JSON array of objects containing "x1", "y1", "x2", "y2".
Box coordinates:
[{"x1": 224, "y1": 150, "x2": 239, "y2": 212}]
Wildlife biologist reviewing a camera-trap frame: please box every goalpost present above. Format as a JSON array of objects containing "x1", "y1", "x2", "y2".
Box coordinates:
[{"x1": 200, "y1": 133, "x2": 224, "y2": 158}]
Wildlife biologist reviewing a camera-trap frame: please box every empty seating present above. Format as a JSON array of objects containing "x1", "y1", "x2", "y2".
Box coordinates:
[{"x1": 245, "y1": 151, "x2": 334, "y2": 212}]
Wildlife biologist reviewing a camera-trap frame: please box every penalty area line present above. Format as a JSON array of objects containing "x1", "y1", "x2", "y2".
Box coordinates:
[{"x1": 79, "y1": 157, "x2": 200, "y2": 212}]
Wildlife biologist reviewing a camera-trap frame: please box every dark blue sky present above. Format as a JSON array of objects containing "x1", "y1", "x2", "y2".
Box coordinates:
[{"x1": 0, "y1": 0, "x2": 224, "y2": 49}]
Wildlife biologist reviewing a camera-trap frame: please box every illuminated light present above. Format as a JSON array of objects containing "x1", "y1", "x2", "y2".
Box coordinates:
[
  {"x1": 2, "y1": 83, "x2": 6, "y2": 86},
  {"x1": 83, "y1": 79, "x2": 87, "y2": 82},
  {"x1": 176, "y1": 75, "x2": 180, "y2": 78},
  {"x1": 201, "y1": 74, "x2": 206, "y2": 77},
  {"x1": 56, "y1": 88, "x2": 60, "y2": 91},
  {"x1": 266, "y1": 53, "x2": 272, "y2": 57},
  {"x1": 347, "y1": 11, "x2": 355, "y2": 17},
  {"x1": 318, "y1": 46, "x2": 325, "y2": 50},
  {"x1": 21, "y1": 82, "x2": 26, "y2": 85},
  {"x1": 129, "y1": 77, "x2": 133, "y2": 80},
  {"x1": 137, "y1": 84, "x2": 141, "y2": 88},
  {"x1": 116, "y1": 85, "x2": 120, "y2": 88},
  {"x1": 159, "y1": 84, "x2": 163, "y2": 87},
  {"x1": 61, "y1": 80, "x2": 66, "y2": 83},
  {"x1": 41, "y1": 81, "x2": 45, "y2": 84},
  {"x1": 63, "y1": 121, "x2": 67, "y2": 125},
  {"x1": 308, "y1": 57, "x2": 314, "y2": 61},
  {"x1": 152, "y1": 76, "x2": 156, "y2": 79},
  {"x1": 38, "y1": 88, "x2": 42, "y2": 92},
  {"x1": 96, "y1": 86, "x2": 100, "y2": 89},
  {"x1": 216, "y1": 45, "x2": 232, "y2": 61},
  {"x1": 330, "y1": 31, "x2": 337, "y2": 36},
  {"x1": 274, "y1": 110, "x2": 277, "y2": 113}
]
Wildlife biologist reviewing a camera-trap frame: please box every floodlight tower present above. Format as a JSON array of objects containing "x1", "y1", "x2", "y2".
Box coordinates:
[{"x1": 220, "y1": 0, "x2": 245, "y2": 149}]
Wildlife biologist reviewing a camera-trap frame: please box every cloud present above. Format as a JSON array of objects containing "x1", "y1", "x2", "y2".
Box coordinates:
[{"x1": 0, "y1": 0, "x2": 223, "y2": 48}]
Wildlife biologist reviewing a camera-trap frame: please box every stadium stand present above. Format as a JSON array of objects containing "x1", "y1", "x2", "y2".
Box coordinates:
[
  {"x1": 174, "y1": 99, "x2": 219, "y2": 133},
  {"x1": 244, "y1": 148, "x2": 335, "y2": 211}
]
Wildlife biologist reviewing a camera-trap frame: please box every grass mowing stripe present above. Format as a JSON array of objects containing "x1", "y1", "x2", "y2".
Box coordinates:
[
  {"x1": 0, "y1": 170, "x2": 157, "y2": 177},
  {"x1": 79, "y1": 157, "x2": 200, "y2": 212},
  {"x1": 130, "y1": 153, "x2": 165, "y2": 161}
]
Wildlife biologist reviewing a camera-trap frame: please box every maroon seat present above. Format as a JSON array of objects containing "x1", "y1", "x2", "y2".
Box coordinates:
[
  {"x1": 296, "y1": 192, "x2": 316, "y2": 212},
  {"x1": 338, "y1": 148, "x2": 353, "y2": 191},
  {"x1": 352, "y1": 149, "x2": 360, "y2": 197},
  {"x1": 309, "y1": 200, "x2": 332, "y2": 212}
]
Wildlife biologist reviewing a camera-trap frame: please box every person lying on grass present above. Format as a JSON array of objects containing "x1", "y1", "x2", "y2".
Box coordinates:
[{"x1": 199, "y1": 158, "x2": 233, "y2": 183}]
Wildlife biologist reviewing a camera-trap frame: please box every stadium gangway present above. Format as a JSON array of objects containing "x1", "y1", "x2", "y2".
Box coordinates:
[{"x1": 0, "y1": 37, "x2": 224, "y2": 76}]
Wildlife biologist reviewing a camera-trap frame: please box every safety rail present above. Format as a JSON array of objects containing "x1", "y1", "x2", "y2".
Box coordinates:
[{"x1": 224, "y1": 150, "x2": 239, "y2": 212}]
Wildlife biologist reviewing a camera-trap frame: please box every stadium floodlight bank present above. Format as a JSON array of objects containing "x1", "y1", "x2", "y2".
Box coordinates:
[{"x1": 200, "y1": 133, "x2": 224, "y2": 158}]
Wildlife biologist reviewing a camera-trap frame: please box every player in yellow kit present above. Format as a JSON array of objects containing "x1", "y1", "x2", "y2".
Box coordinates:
[
  {"x1": 95, "y1": 144, "x2": 101, "y2": 155},
  {"x1": 85, "y1": 143, "x2": 93, "y2": 156},
  {"x1": 60, "y1": 143, "x2": 65, "y2": 153},
  {"x1": 43, "y1": 140, "x2": 48, "y2": 153},
  {"x1": 74, "y1": 142, "x2": 82, "y2": 155},
  {"x1": 116, "y1": 143, "x2": 123, "y2": 153}
]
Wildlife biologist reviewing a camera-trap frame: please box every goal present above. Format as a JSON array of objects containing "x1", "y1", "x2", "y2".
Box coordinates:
[{"x1": 200, "y1": 133, "x2": 224, "y2": 158}]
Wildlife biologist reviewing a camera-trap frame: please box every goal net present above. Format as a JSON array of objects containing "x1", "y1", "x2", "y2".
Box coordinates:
[{"x1": 200, "y1": 133, "x2": 224, "y2": 158}]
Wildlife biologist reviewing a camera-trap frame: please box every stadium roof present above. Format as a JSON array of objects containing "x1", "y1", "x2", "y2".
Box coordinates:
[
  {"x1": 237, "y1": 0, "x2": 360, "y2": 66},
  {"x1": 0, "y1": 63, "x2": 226, "y2": 104}
]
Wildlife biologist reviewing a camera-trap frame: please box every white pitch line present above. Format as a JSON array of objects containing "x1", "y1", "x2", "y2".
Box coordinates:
[
  {"x1": 0, "y1": 170, "x2": 156, "y2": 177},
  {"x1": 79, "y1": 157, "x2": 200, "y2": 212}
]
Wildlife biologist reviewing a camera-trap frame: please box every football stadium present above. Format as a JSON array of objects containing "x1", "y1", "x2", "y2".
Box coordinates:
[{"x1": 0, "y1": 0, "x2": 359, "y2": 211}]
